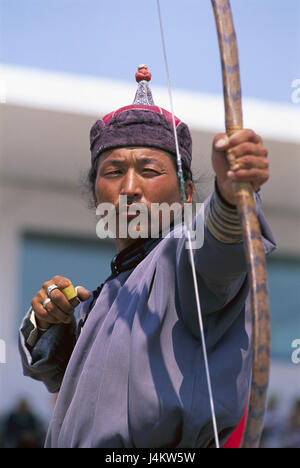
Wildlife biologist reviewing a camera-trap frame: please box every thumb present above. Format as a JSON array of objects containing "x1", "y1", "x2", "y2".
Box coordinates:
[
  {"x1": 75, "y1": 286, "x2": 91, "y2": 302},
  {"x1": 213, "y1": 134, "x2": 229, "y2": 152}
]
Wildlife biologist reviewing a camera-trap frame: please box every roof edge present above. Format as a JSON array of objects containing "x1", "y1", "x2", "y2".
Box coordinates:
[{"x1": 0, "y1": 63, "x2": 299, "y2": 144}]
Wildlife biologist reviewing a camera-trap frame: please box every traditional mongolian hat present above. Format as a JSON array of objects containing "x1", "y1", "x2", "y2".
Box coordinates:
[{"x1": 89, "y1": 65, "x2": 192, "y2": 169}]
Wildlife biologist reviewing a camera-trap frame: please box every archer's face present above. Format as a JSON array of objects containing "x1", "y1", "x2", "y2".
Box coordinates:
[{"x1": 94, "y1": 147, "x2": 193, "y2": 250}]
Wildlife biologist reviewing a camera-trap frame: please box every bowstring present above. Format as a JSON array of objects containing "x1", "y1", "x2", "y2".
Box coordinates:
[{"x1": 156, "y1": 0, "x2": 220, "y2": 449}]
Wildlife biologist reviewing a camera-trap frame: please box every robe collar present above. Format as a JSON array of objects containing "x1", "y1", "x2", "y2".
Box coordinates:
[{"x1": 110, "y1": 236, "x2": 163, "y2": 277}]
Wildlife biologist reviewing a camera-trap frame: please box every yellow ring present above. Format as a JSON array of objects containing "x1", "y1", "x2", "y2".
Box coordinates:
[{"x1": 61, "y1": 285, "x2": 77, "y2": 301}]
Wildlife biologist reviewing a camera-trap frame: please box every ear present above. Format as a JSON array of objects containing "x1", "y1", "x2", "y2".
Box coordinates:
[{"x1": 185, "y1": 181, "x2": 194, "y2": 203}]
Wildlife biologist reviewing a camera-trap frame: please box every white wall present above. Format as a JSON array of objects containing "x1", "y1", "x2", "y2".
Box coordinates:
[{"x1": 0, "y1": 183, "x2": 96, "y2": 422}]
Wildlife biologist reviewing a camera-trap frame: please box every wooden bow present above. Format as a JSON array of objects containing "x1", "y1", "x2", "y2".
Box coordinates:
[{"x1": 211, "y1": 0, "x2": 271, "y2": 448}]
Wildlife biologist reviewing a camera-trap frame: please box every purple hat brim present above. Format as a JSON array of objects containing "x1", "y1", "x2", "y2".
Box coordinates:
[{"x1": 90, "y1": 108, "x2": 192, "y2": 169}]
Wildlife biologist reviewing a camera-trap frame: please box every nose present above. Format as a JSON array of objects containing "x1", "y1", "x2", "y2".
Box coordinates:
[{"x1": 119, "y1": 169, "x2": 143, "y2": 203}]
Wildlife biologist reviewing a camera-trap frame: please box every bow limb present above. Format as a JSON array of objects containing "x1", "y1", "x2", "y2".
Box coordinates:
[{"x1": 211, "y1": 0, "x2": 271, "y2": 448}]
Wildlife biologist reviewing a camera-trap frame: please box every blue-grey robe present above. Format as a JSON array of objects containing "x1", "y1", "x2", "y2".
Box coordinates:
[{"x1": 19, "y1": 194, "x2": 276, "y2": 448}]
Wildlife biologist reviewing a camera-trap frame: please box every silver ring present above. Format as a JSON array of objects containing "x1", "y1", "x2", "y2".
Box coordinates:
[
  {"x1": 43, "y1": 298, "x2": 51, "y2": 309},
  {"x1": 47, "y1": 284, "x2": 58, "y2": 297}
]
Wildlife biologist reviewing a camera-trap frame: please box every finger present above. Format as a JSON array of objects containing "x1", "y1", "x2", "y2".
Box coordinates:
[
  {"x1": 42, "y1": 276, "x2": 72, "y2": 294},
  {"x1": 60, "y1": 284, "x2": 81, "y2": 309},
  {"x1": 227, "y1": 143, "x2": 268, "y2": 161},
  {"x1": 44, "y1": 300, "x2": 74, "y2": 324},
  {"x1": 75, "y1": 286, "x2": 91, "y2": 302},
  {"x1": 44, "y1": 287, "x2": 75, "y2": 314},
  {"x1": 213, "y1": 134, "x2": 230, "y2": 152},
  {"x1": 230, "y1": 156, "x2": 269, "y2": 172},
  {"x1": 31, "y1": 297, "x2": 60, "y2": 325},
  {"x1": 228, "y1": 129, "x2": 263, "y2": 147},
  {"x1": 214, "y1": 130, "x2": 262, "y2": 152},
  {"x1": 37, "y1": 291, "x2": 73, "y2": 324},
  {"x1": 42, "y1": 276, "x2": 75, "y2": 313},
  {"x1": 227, "y1": 168, "x2": 269, "y2": 189}
]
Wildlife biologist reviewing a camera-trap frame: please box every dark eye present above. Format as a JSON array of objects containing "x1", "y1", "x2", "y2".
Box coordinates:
[
  {"x1": 143, "y1": 168, "x2": 159, "y2": 175},
  {"x1": 105, "y1": 170, "x2": 122, "y2": 176}
]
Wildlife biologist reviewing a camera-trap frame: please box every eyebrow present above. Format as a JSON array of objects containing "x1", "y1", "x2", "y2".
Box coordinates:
[
  {"x1": 102, "y1": 159, "x2": 124, "y2": 166},
  {"x1": 138, "y1": 157, "x2": 163, "y2": 165},
  {"x1": 102, "y1": 157, "x2": 164, "y2": 167}
]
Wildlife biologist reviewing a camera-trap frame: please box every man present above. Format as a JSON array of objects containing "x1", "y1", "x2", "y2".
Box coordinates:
[{"x1": 19, "y1": 66, "x2": 276, "y2": 448}]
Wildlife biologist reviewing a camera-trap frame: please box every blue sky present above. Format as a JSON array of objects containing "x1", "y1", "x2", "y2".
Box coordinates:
[{"x1": 0, "y1": 0, "x2": 299, "y2": 103}]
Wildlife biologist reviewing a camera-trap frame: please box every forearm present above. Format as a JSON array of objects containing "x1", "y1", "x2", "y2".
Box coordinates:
[
  {"x1": 194, "y1": 183, "x2": 276, "y2": 296},
  {"x1": 206, "y1": 180, "x2": 243, "y2": 245}
]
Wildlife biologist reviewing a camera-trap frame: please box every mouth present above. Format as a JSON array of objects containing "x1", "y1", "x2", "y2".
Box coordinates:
[{"x1": 117, "y1": 204, "x2": 148, "y2": 217}]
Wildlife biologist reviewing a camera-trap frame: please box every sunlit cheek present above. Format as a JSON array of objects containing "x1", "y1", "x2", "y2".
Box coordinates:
[
  {"x1": 147, "y1": 179, "x2": 182, "y2": 204},
  {"x1": 152, "y1": 174, "x2": 184, "y2": 211},
  {"x1": 94, "y1": 179, "x2": 117, "y2": 204}
]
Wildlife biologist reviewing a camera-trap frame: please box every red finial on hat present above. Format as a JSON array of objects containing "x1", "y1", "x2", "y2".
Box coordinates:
[
  {"x1": 135, "y1": 64, "x2": 152, "y2": 83},
  {"x1": 133, "y1": 64, "x2": 154, "y2": 105}
]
